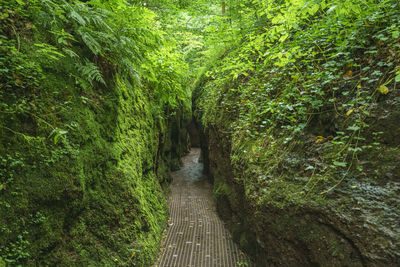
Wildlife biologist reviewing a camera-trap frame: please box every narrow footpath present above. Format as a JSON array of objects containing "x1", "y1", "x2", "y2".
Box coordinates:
[{"x1": 157, "y1": 148, "x2": 252, "y2": 267}]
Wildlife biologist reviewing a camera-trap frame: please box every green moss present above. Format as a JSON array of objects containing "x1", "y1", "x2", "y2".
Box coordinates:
[
  {"x1": 0, "y1": 31, "x2": 189, "y2": 267},
  {"x1": 213, "y1": 177, "x2": 231, "y2": 201}
]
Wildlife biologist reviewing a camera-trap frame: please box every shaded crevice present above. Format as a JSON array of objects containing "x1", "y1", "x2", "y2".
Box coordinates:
[{"x1": 317, "y1": 220, "x2": 366, "y2": 267}]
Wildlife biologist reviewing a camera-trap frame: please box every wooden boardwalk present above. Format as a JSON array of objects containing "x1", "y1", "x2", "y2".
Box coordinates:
[{"x1": 156, "y1": 149, "x2": 252, "y2": 267}]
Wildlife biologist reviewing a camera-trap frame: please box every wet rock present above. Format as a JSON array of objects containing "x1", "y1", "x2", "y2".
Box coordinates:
[{"x1": 201, "y1": 127, "x2": 400, "y2": 266}]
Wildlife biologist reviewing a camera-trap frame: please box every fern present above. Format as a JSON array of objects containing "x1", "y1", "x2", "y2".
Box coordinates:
[
  {"x1": 68, "y1": 8, "x2": 87, "y2": 26},
  {"x1": 31, "y1": 0, "x2": 187, "y2": 107},
  {"x1": 77, "y1": 29, "x2": 102, "y2": 55},
  {"x1": 76, "y1": 60, "x2": 106, "y2": 86},
  {"x1": 119, "y1": 36, "x2": 143, "y2": 61},
  {"x1": 85, "y1": 9, "x2": 113, "y2": 32},
  {"x1": 62, "y1": 48, "x2": 80, "y2": 59},
  {"x1": 120, "y1": 58, "x2": 141, "y2": 87},
  {"x1": 91, "y1": 30, "x2": 114, "y2": 53},
  {"x1": 68, "y1": 2, "x2": 113, "y2": 31}
]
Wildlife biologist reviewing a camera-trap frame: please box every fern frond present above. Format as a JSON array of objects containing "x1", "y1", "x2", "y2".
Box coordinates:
[
  {"x1": 91, "y1": 31, "x2": 115, "y2": 53},
  {"x1": 86, "y1": 10, "x2": 113, "y2": 32},
  {"x1": 119, "y1": 36, "x2": 142, "y2": 61},
  {"x1": 77, "y1": 29, "x2": 102, "y2": 55},
  {"x1": 36, "y1": 0, "x2": 66, "y2": 28},
  {"x1": 63, "y1": 2, "x2": 87, "y2": 26},
  {"x1": 121, "y1": 58, "x2": 141, "y2": 87},
  {"x1": 76, "y1": 60, "x2": 105, "y2": 86},
  {"x1": 62, "y1": 48, "x2": 80, "y2": 59}
]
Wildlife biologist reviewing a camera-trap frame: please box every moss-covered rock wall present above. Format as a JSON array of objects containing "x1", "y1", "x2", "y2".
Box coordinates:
[
  {"x1": 194, "y1": 0, "x2": 400, "y2": 265},
  {"x1": 0, "y1": 74, "x2": 190, "y2": 266},
  {"x1": 0, "y1": 0, "x2": 191, "y2": 265},
  {"x1": 197, "y1": 93, "x2": 400, "y2": 266}
]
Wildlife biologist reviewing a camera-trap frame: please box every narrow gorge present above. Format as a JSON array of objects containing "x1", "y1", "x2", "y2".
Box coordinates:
[{"x1": 1, "y1": 0, "x2": 399, "y2": 266}]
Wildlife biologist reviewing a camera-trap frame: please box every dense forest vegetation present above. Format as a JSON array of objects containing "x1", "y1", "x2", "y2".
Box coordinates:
[
  {"x1": 194, "y1": 0, "x2": 400, "y2": 266},
  {"x1": 1, "y1": 0, "x2": 399, "y2": 266},
  {"x1": 0, "y1": 0, "x2": 191, "y2": 265}
]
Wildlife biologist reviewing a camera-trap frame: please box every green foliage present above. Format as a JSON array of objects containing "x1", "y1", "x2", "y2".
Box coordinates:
[
  {"x1": 76, "y1": 60, "x2": 106, "y2": 86},
  {"x1": 1, "y1": 0, "x2": 398, "y2": 264},
  {"x1": 191, "y1": 3, "x2": 400, "y2": 264},
  {"x1": 0, "y1": 0, "x2": 191, "y2": 265},
  {"x1": 196, "y1": 0, "x2": 400, "y2": 202},
  {"x1": 0, "y1": 232, "x2": 30, "y2": 264},
  {"x1": 1, "y1": 0, "x2": 188, "y2": 105}
]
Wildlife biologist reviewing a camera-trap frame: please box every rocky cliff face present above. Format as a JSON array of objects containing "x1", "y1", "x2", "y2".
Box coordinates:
[
  {"x1": 196, "y1": 102, "x2": 400, "y2": 266},
  {"x1": 193, "y1": 1, "x2": 400, "y2": 264},
  {"x1": 0, "y1": 74, "x2": 191, "y2": 266},
  {"x1": 200, "y1": 125, "x2": 399, "y2": 266}
]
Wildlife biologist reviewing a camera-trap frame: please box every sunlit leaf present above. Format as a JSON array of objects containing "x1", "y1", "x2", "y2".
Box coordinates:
[
  {"x1": 333, "y1": 161, "x2": 347, "y2": 167},
  {"x1": 347, "y1": 126, "x2": 360, "y2": 131},
  {"x1": 395, "y1": 73, "x2": 400, "y2": 82},
  {"x1": 379, "y1": 85, "x2": 389, "y2": 95},
  {"x1": 346, "y1": 109, "x2": 354, "y2": 116}
]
